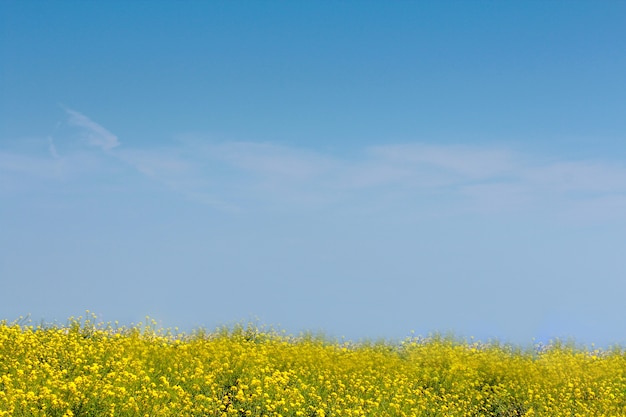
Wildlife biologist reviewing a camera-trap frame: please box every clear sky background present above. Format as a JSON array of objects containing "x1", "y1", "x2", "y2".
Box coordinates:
[{"x1": 2, "y1": 1, "x2": 626, "y2": 347}]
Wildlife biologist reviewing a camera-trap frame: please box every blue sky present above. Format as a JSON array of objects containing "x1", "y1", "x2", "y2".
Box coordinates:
[{"x1": 2, "y1": 1, "x2": 626, "y2": 346}]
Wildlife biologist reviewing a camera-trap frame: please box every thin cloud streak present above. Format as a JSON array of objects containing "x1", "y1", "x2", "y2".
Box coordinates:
[
  {"x1": 208, "y1": 141, "x2": 336, "y2": 179},
  {"x1": 0, "y1": 149, "x2": 74, "y2": 183},
  {"x1": 116, "y1": 148, "x2": 191, "y2": 179},
  {"x1": 368, "y1": 144, "x2": 517, "y2": 179},
  {"x1": 64, "y1": 108, "x2": 120, "y2": 151},
  {"x1": 115, "y1": 147, "x2": 243, "y2": 212},
  {"x1": 47, "y1": 137, "x2": 60, "y2": 159},
  {"x1": 4, "y1": 111, "x2": 626, "y2": 221},
  {"x1": 521, "y1": 161, "x2": 626, "y2": 194},
  {"x1": 125, "y1": 140, "x2": 626, "y2": 221}
]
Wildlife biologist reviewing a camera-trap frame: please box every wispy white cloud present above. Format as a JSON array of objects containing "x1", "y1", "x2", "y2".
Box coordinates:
[
  {"x1": 0, "y1": 148, "x2": 69, "y2": 193},
  {"x1": 368, "y1": 144, "x2": 516, "y2": 179},
  {"x1": 114, "y1": 147, "x2": 242, "y2": 211},
  {"x1": 0, "y1": 151, "x2": 62, "y2": 178},
  {"x1": 47, "y1": 137, "x2": 60, "y2": 159},
  {"x1": 521, "y1": 161, "x2": 626, "y2": 194},
  {"x1": 4, "y1": 110, "x2": 626, "y2": 221},
  {"x1": 64, "y1": 108, "x2": 120, "y2": 151},
  {"x1": 116, "y1": 148, "x2": 190, "y2": 179},
  {"x1": 207, "y1": 141, "x2": 626, "y2": 221}
]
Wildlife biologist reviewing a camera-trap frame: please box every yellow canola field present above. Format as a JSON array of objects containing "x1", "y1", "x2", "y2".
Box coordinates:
[{"x1": 1, "y1": 316, "x2": 626, "y2": 417}]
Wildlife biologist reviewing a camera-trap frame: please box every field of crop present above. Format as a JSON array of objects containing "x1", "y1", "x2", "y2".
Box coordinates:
[{"x1": 1, "y1": 314, "x2": 625, "y2": 417}]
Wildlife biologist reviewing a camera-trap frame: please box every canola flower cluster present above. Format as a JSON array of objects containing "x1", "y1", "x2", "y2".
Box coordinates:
[{"x1": 1, "y1": 315, "x2": 626, "y2": 417}]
